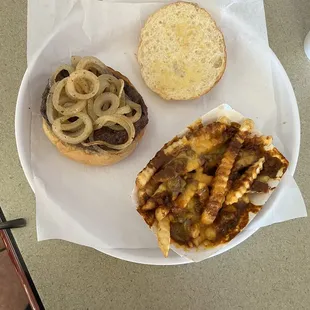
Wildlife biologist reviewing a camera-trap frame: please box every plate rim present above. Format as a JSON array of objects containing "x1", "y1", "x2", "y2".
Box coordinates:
[{"x1": 15, "y1": 14, "x2": 300, "y2": 266}]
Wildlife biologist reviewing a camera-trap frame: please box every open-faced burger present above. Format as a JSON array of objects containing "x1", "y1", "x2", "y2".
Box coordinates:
[{"x1": 41, "y1": 56, "x2": 148, "y2": 165}]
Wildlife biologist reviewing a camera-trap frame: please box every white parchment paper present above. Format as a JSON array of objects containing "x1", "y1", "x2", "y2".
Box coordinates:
[{"x1": 26, "y1": 0, "x2": 306, "y2": 254}]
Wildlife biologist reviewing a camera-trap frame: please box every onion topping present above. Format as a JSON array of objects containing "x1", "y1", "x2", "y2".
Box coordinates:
[
  {"x1": 52, "y1": 78, "x2": 87, "y2": 115},
  {"x1": 83, "y1": 115, "x2": 136, "y2": 150},
  {"x1": 94, "y1": 92, "x2": 120, "y2": 116},
  {"x1": 47, "y1": 56, "x2": 143, "y2": 151},
  {"x1": 66, "y1": 70, "x2": 100, "y2": 100},
  {"x1": 76, "y1": 56, "x2": 109, "y2": 75},
  {"x1": 52, "y1": 112, "x2": 93, "y2": 144},
  {"x1": 50, "y1": 65, "x2": 74, "y2": 85}
]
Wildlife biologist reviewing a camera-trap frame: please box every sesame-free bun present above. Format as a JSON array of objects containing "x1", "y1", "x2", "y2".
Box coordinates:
[
  {"x1": 43, "y1": 119, "x2": 145, "y2": 166},
  {"x1": 137, "y1": 1, "x2": 226, "y2": 100}
]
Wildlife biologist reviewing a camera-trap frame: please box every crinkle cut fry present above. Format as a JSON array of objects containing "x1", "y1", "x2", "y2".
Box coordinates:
[
  {"x1": 232, "y1": 135, "x2": 272, "y2": 172},
  {"x1": 135, "y1": 137, "x2": 187, "y2": 189},
  {"x1": 157, "y1": 216, "x2": 171, "y2": 258},
  {"x1": 140, "y1": 183, "x2": 167, "y2": 211},
  {"x1": 136, "y1": 166, "x2": 157, "y2": 190},
  {"x1": 201, "y1": 119, "x2": 254, "y2": 225},
  {"x1": 267, "y1": 147, "x2": 289, "y2": 178},
  {"x1": 244, "y1": 135, "x2": 273, "y2": 149},
  {"x1": 136, "y1": 122, "x2": 228, "y2": 190},
  {"x1": 137, "y1": 178, "x2": 160, "y2": 207},
  {"x1": 188, "y1": 122, "x2": 229, "y2": 155},
  {"x1": 226, "y1": 157, "x2": 265, "y2": 205},
  {"x1": 174, "y1": 181, "x2": 199, "y2": 209}
]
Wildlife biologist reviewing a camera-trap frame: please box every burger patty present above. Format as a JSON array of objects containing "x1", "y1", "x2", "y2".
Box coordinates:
[{"x1": 40, "y1": 68, "x2": 148, "y2": 147}]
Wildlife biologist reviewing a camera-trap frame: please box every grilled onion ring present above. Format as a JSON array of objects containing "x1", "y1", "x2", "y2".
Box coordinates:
[
  {"x1": 46, "y1": 56, "x2": 144, "y2": 152},
  {"x1": 116, "y1": 105, "x2": 132, "y2": 115},
  {"x1": 81, "y1": 133, "x2": 105, "y2": 153},
  {"x1": 75, "y1": 77, "x2": 90, "y2": 94},
  {"x1": 93, "y1": 92, "x2": 119, "y2": 116},
  {"x1": 118, "y1": 79, "x2": 126, "y2": 107},
  {"x1": 61, "y1": 118, "x2": 84, "y2": 131},
  {"x1": 76, "y1": 56, "x2": 109, "y2": 75},
  {"x1": 118, "y1": 79, "x2": 125, "y2": 97},
  {"x1": 52, "y1": 78, "x2": 87, "y2": 115},
  {"x1": 46, "y1": 93, "x2": 58, "y2": 124},
  {"x1": 46, "y1": 84, "x2": 58, "y2": 124},
  {"x1": 91, "y1": 115, "x2": 135, "y2": 150},
  {"x1": 51, "y1": 65, "x2": 74, "y2": 85},
  {"x1": 52, "y1": 112, "x2": 93, "y2": 144},
  {"x1": 126, "y1": 99, "x2": 142, "y2": 123},
  {"x1": 98, "y1": 74, "x2": 121, "y2": 95},
  {"x1": 87, "y1": 98, "x2": 98, "y2": 122},
  {"x1": 97, "y1": 76, "x2": 110, "y2": 97},
  {"x1": 65, "y1": 70, "x2": 99, "y2": 100}
]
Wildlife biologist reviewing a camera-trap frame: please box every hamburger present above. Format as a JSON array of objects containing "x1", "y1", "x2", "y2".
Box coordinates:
[{"x1": 40, "y1": 56, "x2": 148, "y2": 165}]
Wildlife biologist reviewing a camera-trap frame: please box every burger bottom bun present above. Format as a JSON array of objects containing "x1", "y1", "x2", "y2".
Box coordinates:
[{"x1": 42, "y1": 119, "x2": 145, "y2": 166}]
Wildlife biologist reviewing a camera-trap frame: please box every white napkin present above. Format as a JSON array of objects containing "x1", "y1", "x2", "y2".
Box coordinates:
[
  {"x1": 27, "y1": 0, "x2": 269, "y2": 64},
  {"x1": 26, "y1": 0, "x2": 306, "y2": 251}
]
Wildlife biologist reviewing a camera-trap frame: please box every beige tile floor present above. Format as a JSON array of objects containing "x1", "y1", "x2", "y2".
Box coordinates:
[{"x1": 0, "y1": 236, "x2": 29, "y2": 310}]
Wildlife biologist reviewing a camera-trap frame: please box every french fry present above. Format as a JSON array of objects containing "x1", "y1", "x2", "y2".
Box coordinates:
[
  {"x1": 137, "y1": 122, "x2": 231, "y2": 190},
  {"x1": 136, "y1": 137, "x2": 188, "y2": 189},
  {"x1": 141, "y1": 183, "x2": 167, "y2": 211},
  {"x1": 136, "y1": 166, "x2": 157, "y2": 189},
  {"x1": 233, "y1": 150, "x2": 259, "y2": 172},
  {"x1": 155, "y1": 206, "x2": 170, "y2": 221},
  {"x1": 194, "y1": 168, "x2": 213, "y2": 185},
  {"x1": 217, "y1": 116, "x2": 231, "y2": 125},
  {"x1": 145, "y1": 179, "x2": 160, "y2": 196},
  {"x1": 187, "y1": 119, "x2": 203, "y2": 133},
  {"x1": 205, "y1": 225, "x2": 217, "y2": 241},
  {"x1": 233, "y1": 135, "x2": 271, "y2": 172},
  {"x1": 192, "y1": 234, "x2": 205, "y2": 247},
  {"x1": 245, "y1": 135, "x2": 273, "y2": 148},
  {"x1": 185, "y1": 155, "x2": 201, "y2": 172},
  {"x1": 141, "y1": 199, "x2": 156, "y2": 211},
  {"x1": 201, "y1": 119, "x2": 254, "y2": 225},
  {"x1": 157, "y1": 216, "x2": 171, "y2": 258},
  {"x1": 152, "y1": 183, "x2": 167, "y2": 197},
  {"x1": 137, "y1": 189, "x2": 148, "y2": 206},
  {"x1": 164, "y1": 136, "x2": 188, "y2": 155},
  {"x1": 226, "y1": 157, "x2": 265, "y2": 205},
  {"x1": 174, "y1": 181, "x2": 198, "y2": 209},
  {"x1": 189, "y1": 122, "x2": 228, "y2": 155},
  {"x1": 137, "y1": 209, "x2": 155, "y2": 227}
]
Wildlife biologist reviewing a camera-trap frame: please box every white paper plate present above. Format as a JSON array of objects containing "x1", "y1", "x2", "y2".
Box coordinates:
[{"x1": 15, "y1": 7, "x2": 300, "y2": 265}]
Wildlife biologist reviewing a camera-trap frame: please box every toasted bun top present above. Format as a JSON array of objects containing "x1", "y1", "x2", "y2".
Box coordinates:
[{"x1": 137, "y1": 2, "x2": 226, "y2": 100}]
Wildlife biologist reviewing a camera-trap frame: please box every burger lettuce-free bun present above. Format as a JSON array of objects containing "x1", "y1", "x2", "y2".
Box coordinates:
[{"x1": 137, "y1": 2, "x2": 226, "y2": 100}]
